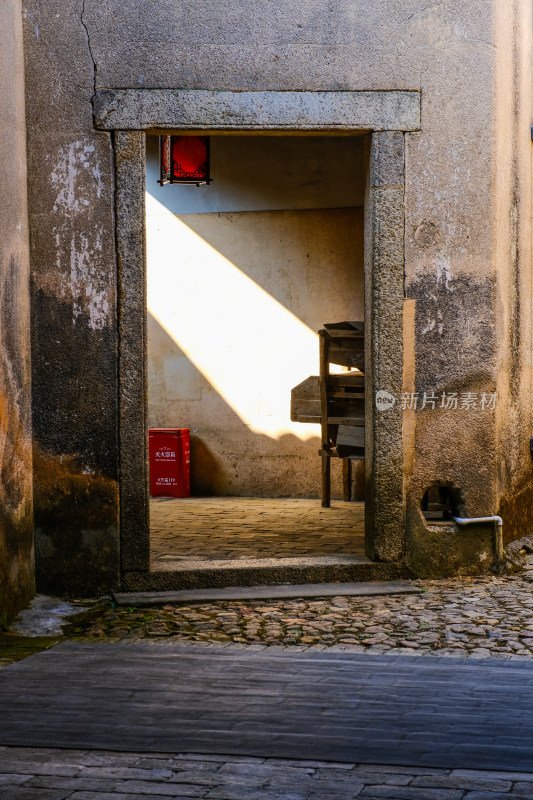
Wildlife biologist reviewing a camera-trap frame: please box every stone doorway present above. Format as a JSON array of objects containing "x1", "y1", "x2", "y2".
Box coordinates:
[
  {"x1": 146, "y1": 497, "x2": 372, "y2": 590},
  {"x1": 145, "y1": 131, "x2": 367, "y2": 574},
  {"x1": 95, "y1": 88, "x2": 418, "y2": 589}
]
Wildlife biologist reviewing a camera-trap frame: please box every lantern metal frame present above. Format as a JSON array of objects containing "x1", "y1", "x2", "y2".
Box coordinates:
[{"x1": 158, "y1": 135, "x2": 211, "y2": 187}]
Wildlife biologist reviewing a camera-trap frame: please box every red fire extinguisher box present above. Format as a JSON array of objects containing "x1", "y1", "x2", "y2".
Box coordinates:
[{"x1": 149, "y1": 428, "x2": 190, "y2": 498}]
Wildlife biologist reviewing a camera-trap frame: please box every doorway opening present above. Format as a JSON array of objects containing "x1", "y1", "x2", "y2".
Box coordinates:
[{"x1": 144, "y1": 133, "x2": 368, "y2": 572}]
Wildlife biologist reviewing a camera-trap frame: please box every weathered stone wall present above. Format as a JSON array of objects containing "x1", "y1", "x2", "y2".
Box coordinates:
[
  {"x1": 0, "y1": 0, "x2": 34, "y2": 620},
  {"x1": 23, "y1": 0, "x2": 119, "y2": 595},
  {"x1": 21, "y1": 0, "x2": 533, "y2": 581},
  {"x1": 404, "y1": 0, "x2": 533, "y2": 575}
]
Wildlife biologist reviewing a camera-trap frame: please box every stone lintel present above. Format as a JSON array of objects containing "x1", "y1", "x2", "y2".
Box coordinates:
[{"x1": 94, "y1": 89, "x2": 420, "y2": 132}]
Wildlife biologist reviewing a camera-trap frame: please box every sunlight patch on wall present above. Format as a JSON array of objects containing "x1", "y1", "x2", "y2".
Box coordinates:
[{"x1": 146, "y1": 192, "x2": 320, "y2": 440}]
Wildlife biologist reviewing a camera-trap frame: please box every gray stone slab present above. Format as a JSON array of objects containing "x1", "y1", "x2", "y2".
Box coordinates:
[
  {"x1": 94, "y1": 89, "x2": 421, "y2": 132},
  {"x1": 114, "y1": 130, "x2": 150, "y2": 574},
  {"x1": 114, "y1": 580, "x2": 421, "y2": 606},
  {"x1": 151, "y1": 555, "x2": 373, "y2": 572},
  {"x1": 122, "y1": 559, "x2": 398, "y2": 592},
  {"x1": 1, "y1": 642, "x2": 533, "y2": 772}
]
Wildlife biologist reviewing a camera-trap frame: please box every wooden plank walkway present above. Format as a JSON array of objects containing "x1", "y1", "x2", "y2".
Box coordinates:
[{"x1": 1, "y1": 641, "x2": 533, "y2": 772}]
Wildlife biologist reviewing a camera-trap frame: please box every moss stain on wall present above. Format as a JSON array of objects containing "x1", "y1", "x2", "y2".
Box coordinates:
[{"x1": 33, "y1": 445, "x2": 119, "y2": 596}]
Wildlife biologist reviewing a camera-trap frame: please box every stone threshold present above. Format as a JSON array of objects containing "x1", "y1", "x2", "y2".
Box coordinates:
[
  {"x1": 151, "y1": 554, "x2": 373, "y2": 571},
  {"x1": 121, "y1": 556, "x2": 403, "y2": 592},
  {"x1": 114, "y1": 579, "x2": 420, "y2": 607}
]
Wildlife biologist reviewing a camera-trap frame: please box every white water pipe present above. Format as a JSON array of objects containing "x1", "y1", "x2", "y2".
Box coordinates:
[{"x1": 452, "y1": 516, "x2": 503, "y2": 560}]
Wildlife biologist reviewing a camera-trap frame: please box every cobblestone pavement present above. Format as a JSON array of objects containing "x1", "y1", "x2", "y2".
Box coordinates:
[
  {"x1": 66, "y1": 573, "x2": 533, "y2": 658},
  {"x1": 150, "y1": 498, "x2": 365, "y2": 564},
  {"x1": 1, "y1": 746, "x2": 532, "y2": 799}
]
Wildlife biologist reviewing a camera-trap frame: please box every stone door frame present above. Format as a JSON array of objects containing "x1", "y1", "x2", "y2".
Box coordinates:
[{"x1": 94, "y1": 88, "x2": 420, "y2": 581}]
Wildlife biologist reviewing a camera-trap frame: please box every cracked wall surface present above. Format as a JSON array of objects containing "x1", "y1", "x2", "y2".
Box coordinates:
[
  {"x1": 20, "y1": 0, "x2": 533, "y2": 583},
  {"x1": 0, "y1": 0, "x2": 34, "y2": 620}
]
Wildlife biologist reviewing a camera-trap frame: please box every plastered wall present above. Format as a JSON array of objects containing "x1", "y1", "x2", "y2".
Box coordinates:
[
  {"x1": 21, "y1": 0, "x2": 533, "y2": 585},
  {"x1": 403, "y1": 0, "x2": 533, "y2": 575},
  {"x1": 0, "y1": 0, "x2": 34, "y2": 620}
]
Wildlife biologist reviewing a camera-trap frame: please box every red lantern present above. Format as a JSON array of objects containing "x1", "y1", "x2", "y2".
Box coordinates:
[{"x1": 158, "y1": 135, "x2": 211, "y2": 186}]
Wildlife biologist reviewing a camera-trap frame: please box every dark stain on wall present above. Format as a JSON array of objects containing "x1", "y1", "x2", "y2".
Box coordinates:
[
  {"x1": 0, "y1": 255, "x2": 34, "y2": 622},
  {"x1": 33, "y1": 445, "x2": 119, "y2": 596},
  {"x1": 31, "y1": 286, "x2": 118, "y2": 475},
  {"x1": 31, "y1": 287, "x2": 120, "y2": 595},
  {"x1": 408, "y1": 271, "x2": 496, "y2": 393},
  {"x1": 403, "y1": 269, "x2": 503, "y2": 576},
  {"x1": 499, "y1": 474, "x2": 533, "y2": 546},
  {"x1": 0, "y1": 512, "x2": 34, "y2": 625}
]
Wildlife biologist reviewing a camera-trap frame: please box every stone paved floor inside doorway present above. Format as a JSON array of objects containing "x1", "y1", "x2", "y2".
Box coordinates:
[{"x1": 150, "y1": 497, "x2": 365, "y2": 566}]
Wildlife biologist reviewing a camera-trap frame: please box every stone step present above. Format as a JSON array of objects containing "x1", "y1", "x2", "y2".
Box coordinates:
[
  {"x1": 122, "y1": 555, "x2": 402, "y2": 592},
  {"x1": 115, "y1": 579, "x2": 419, "y2": 606}
]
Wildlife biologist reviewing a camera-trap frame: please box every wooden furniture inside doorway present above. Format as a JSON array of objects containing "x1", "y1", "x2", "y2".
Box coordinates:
[
  {"x1": 319, "y1": 322, "x2": 365, "y2": 507},
  {"x1": 290, "y1": 321, "x2": 365, "y2": 507}
]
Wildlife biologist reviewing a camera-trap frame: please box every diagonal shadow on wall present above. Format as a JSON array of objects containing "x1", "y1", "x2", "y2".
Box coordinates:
[
  {"x1": 147, "y1": 311, "x2": 350, "y2": 499},
  {"x1": 146, "y1": 134, "x2": 366, "y2": 329},
  {"x1": 146, "y1": 134, "x2": 365, "y2": 499}
]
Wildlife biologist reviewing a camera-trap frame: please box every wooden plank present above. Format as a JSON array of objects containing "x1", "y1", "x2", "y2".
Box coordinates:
[
  {"x1": 328, "y1": 374, "x2": 364, "y2": 387},
  {"x1": 328, "y1": 416, "x2": 365, "y2": 425},
  {"x1": 291, "y1": 376, "x2": 320, "y2": 422},
  {"x1": 328, "y1": 397, "x2": 365, "y2": 417},
  {"x1": 326, "y1": 449, "x2": 365, "y2": 460},
  {"x1": 319, "y1": 332, "x2": 331, "y2": 508},
  {"x1": 329, "y1": 398, "x2": 365, "y2": 408},
  {"x1": 337, "y1": 425, "x2": 365, "y2": 459},
  {"x1": 291, "y1": 376, "x2": 319, "y2": 396},
  {"x1": 326, "y1": 340, "x2": 365, "y2": 370},
  {"x1": 3, "y1": 641, "x2": 533, "y2": 771},
  {"x1": 328, "y1": 391, "x2": 365, "y2": 399},
  {"x1": 322, "y1": 329, "x2": 364, "y2": 339},
  {"x1": 323, "y1": 320, "x2": 364, "y2": 334},
  {"x1": 294, "y1": 415, "x2": 365, "y2": 426},
  {"x1": 337, "y1": 425, "x2": 365, "y2": 448},
  {"x1": 319, "y1": 333, "x2": 330, "y2": 446}
]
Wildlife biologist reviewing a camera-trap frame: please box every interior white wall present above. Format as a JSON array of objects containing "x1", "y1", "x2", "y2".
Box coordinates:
[{"x1": 146, "y1": 135, "x2": 365, "y2": 497}]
